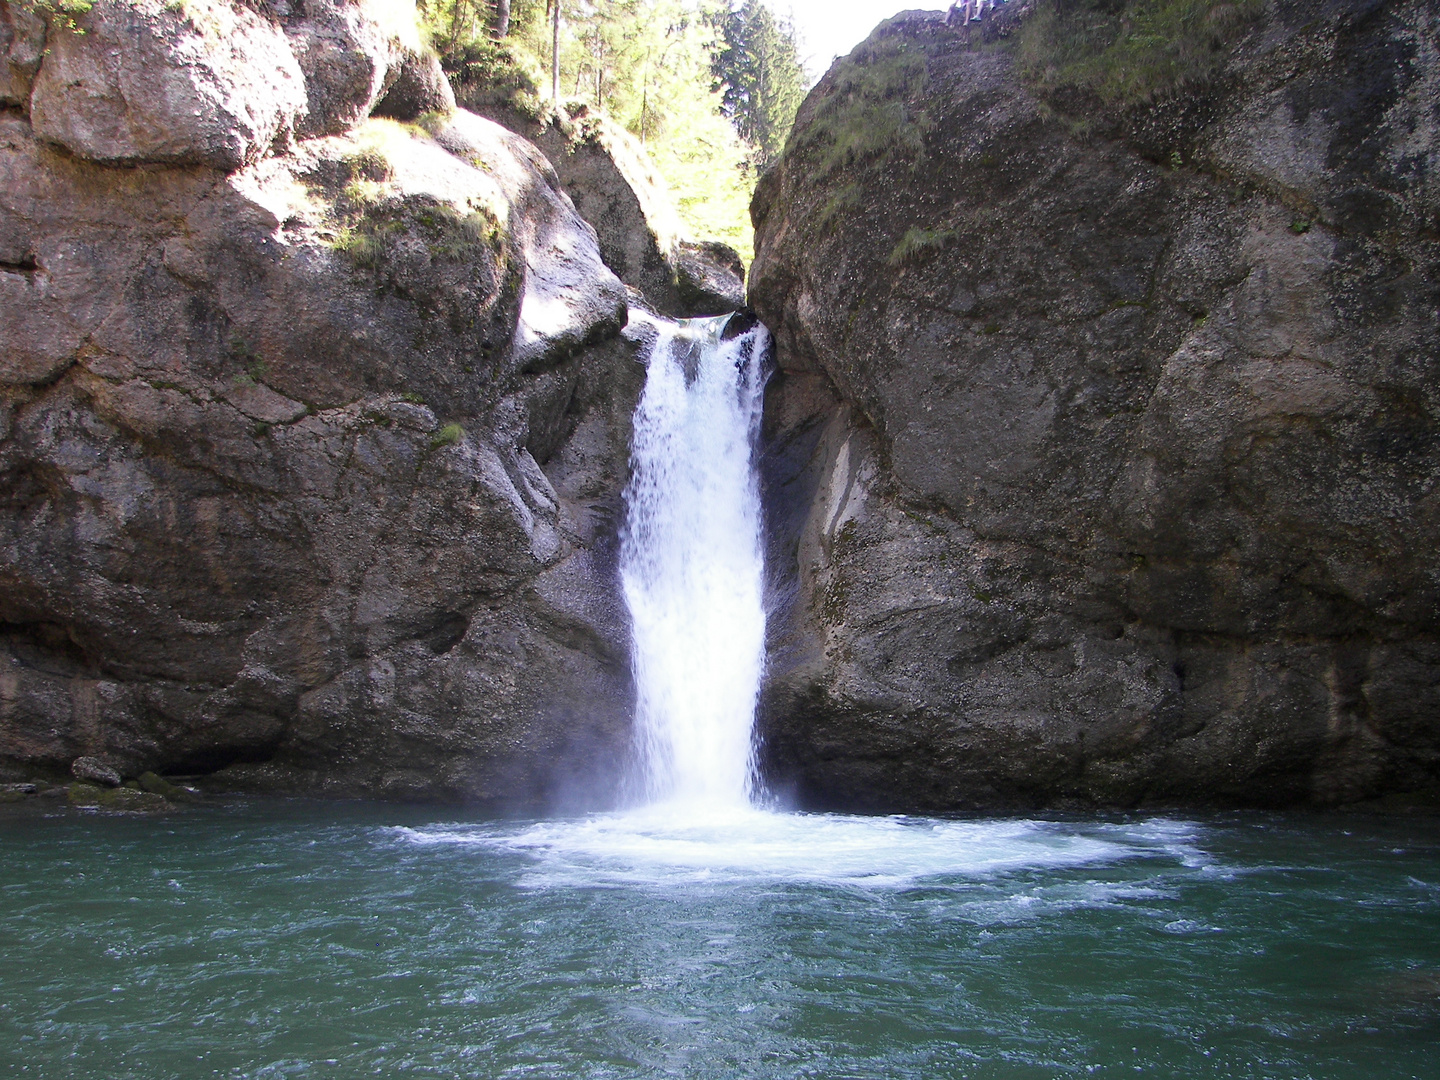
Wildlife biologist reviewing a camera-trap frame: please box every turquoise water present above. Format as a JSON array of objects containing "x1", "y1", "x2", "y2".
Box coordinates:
[{"x1": 1, "y1": 802, "x2": 1437, "y2": 1079}]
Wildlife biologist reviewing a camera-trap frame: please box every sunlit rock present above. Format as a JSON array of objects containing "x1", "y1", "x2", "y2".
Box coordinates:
[{"x1": 29, "y1": 0, "x2": 307, "y2": 170}]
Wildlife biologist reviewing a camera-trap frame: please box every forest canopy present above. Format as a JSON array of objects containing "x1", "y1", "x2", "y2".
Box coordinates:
[{"x1": 417, "y1": 0, "x2": 808, "y2": 261}]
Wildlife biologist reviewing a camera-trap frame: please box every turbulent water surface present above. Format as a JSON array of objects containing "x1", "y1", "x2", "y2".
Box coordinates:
[{"x1": 2, "y1": 802, "x2": 1438, "y2": 1079}]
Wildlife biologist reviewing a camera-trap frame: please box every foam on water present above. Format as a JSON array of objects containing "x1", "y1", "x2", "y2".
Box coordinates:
[
  {"x1": 448, "y1": 312, "x2": 1215, "y2": 892},
  {"x1": 390, "y1": 809, "x2": 1210, "y2": 890}
]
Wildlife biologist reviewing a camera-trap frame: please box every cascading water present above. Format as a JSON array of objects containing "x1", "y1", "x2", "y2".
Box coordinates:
[{"x1": 619, "y1": 313, "x2": 770, "y2": 809}]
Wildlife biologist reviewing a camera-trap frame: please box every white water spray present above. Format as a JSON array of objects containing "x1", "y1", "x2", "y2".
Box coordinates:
[
  {"x1": 427, "y1": 315, "x2": 1196, "y2": 884},
  {"x1": 620, "y1": 313, "x2": 771, "y2": 810}
]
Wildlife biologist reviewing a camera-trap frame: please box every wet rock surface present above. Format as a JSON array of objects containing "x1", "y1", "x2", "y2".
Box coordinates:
[
  {"x1": 0, "y1": 0, "x2": 641, "y2": 806},
  {"x1": 750, "y1": 1, "x2": 1440, "y2": 811}
]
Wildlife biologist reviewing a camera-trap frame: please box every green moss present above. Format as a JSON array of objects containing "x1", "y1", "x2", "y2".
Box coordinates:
[
  {"x1": 342, "y1": 178, "x2": 387, "y2": 210},
  {"x1": 412, "y1": 111, "x2": 452, "y2": 137},
  {"x1": 67, "y1": 783, "x2": 171, "y2": 813},
  {"x1": 137, "y1": 772, "x2": 198, "y2": 802},
  {"x1": 1014, "y1": 0, "x2": 1265, "y2": 107},
  {"x1": 332, "y1": 228, "x2": 387, "y2": 270},
  {"x1": 430, "y1": 422, "x2": 464, "y2": 449},
  {"x1": 888, "y1": 226, "x2": 956, "y2": 266},
  {"x1": 225, "y1": 336, "x2": 269, "y2": 386},
  {"x1": 787, "y1": 28, "x2": 935, "y2": 195},
  {"x1": 331, "y1": 200, "x2": 502, "y2": 274},
  {"x1": 344, "y1": 148, "x2": 393, "y2": 184}
]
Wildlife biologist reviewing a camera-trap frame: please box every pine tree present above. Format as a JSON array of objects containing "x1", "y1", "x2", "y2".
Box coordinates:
[{"x1": 711, "y1": 0, "x2": 807, "y2": 170}]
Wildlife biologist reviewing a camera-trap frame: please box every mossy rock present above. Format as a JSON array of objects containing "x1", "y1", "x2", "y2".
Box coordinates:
[
  {"x1": 1013, "y1": 0, "x2": 1266, "y2": 110},
  {"x1": 137, "y1": 771, "x2": 199, "y2": 802},
  {"x1": 68, "y1": 782, "x2": 172, "y2": 813},
  {"x1": 787, "y1": 25, "x2": 936, "y2": 193}
]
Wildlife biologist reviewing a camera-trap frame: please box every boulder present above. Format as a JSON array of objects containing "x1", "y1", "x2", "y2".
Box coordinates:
[
  {"x1": 0, "y1": 106, "x2": 640, "y2": 805},
  {"x1": 750, "y1": 1, "x2": 1440, "y2": 811},
  {"x1": 0, "y1": 0, "x2": 45, "y2": 108},
  {"x1": 675, "y1": 240, "x2": 746, "y2": 316},
  {"x1": 70, "y1": 756, "x2": 121, "y2": 787},
  {"x1": 281, "y1": 0, "x2": 422, "y2": 138},
  {"x1": 28, "y1": 0, "x2": 307, "y2": 170},
  {"x1": 373, "y1": 46, "x2": 456, "y2": 122},
  {"x1": 137, "y1": 771, "x2": 197, "y2": 800},
  {"x1": 538, "y1": 110, "x2": 687, "y2": 313},
  {"x1": 67, "y1": 782, "x2": 171, "y2": 811}
]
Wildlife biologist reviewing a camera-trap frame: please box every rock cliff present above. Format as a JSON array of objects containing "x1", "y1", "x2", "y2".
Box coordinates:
[
  {"x1": 0, "y1": 0, "x2": 641, "y2": 804},
  {"x1": 751, "y1": 0, "x2": 1440, "y2": 810}
]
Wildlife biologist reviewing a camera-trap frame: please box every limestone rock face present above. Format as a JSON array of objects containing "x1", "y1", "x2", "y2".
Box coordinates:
[
  {"x1": 28, "y1": 0, "x2": 307, "y2": 169},
  {"x1": 750, "y1": 1, "x2": 1440, "y2": 811},
  {"x1": 542, "y1": 112, "x2": 686, "y2": 311},
  {"x1": 0, "y1": 105, "x2": 639, "y2": 804}
]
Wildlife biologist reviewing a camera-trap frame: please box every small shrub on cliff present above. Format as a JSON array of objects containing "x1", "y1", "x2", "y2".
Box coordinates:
[
  {"x1": 334, "y1": 205, "x2": 501, "y2": 274},
  {"x1": 333, "y1": 228, "x2": 388, "y2": 270},
  {"x1": 14, "y1": 0, "x2": 93, "y2": 32},
  {"x1": 1015, "y1": 0, "x2": 1264, "y2": 106},
  {"x1": 430, "y1": 422, "x2": 464, "y2": 449},
  {"x1": 344, "y1": 148, "x2": 394, "y2": 184},
  {"x1": 442, "y1": 33, "x2": 549, "y2": 123}
]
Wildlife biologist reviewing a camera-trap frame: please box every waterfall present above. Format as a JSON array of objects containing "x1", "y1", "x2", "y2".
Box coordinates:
[{"x1": 620, "y1": 313, "x2": 771, "y2": 810}]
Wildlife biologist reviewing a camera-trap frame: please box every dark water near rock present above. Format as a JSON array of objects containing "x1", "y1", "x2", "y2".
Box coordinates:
[{"x1": 2, "y1": 802, "x2": 1437, "y2": 1079}]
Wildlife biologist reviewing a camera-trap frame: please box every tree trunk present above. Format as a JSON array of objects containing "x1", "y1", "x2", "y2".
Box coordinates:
[
  {"x1": 551, "y1": 0, "x2": 561, "y2": 102},
  {"x1": 494, "y1": 0, "x2": 510, "y2": 37}
]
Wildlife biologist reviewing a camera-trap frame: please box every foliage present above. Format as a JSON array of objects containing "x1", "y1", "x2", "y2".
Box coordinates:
[
  {"x1": 888, "y1": 226, "x2": 954, "y2": 265},
  {"x1": 711, "y1": 0, "x2": 807, "y2": 171},
  {"x1": 13, "y1": 0, "x2": 94, "y2": 32},
  {"x1": 1014, "y1": 0, "x2": 1265, "y2": 106},
  {"x1": 430, "y1": 422, "x2": 466, "y2": 447},
  {"x1": 422, "y1": 0, "x2": 556, "y2": 127},
  {"x1": 643, "y1": 102, "x2": 756, "y2": 260},
  {"x1": 421, "y1": 0, "x2": 548, "y2": 59}
]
